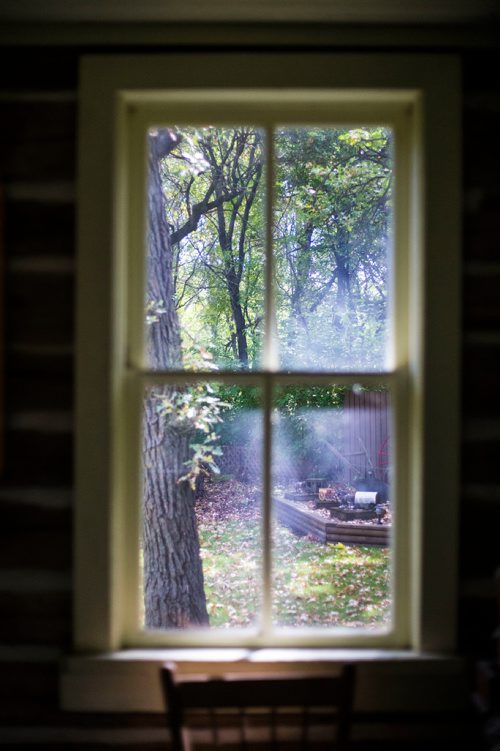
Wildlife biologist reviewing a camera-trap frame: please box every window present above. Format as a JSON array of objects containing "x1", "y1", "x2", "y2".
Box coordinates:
[
  {"x1": 75, "y1": 54, "x2": 460, "y2": 655},
  {"x1": 129, "y1": 108, "x2": 397, "y2": 646}
]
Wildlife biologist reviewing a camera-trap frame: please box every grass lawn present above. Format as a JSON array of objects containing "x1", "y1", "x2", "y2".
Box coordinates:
[{"x1": 197, "y1": 480, "x2": 391, "y2": 629}]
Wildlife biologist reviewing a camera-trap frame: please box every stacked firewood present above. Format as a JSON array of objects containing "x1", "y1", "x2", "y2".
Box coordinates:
[{"x1": 317, "y1": 483, "x2": 356, "y2": 505}]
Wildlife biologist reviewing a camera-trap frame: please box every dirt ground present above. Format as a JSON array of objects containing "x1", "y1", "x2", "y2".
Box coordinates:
[{"x1": 196, "y1": 477, "x2": 391, "y2": 526}]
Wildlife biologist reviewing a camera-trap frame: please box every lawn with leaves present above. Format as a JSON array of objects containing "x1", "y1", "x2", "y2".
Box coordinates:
[{"x1": 196, "y1": 479, "x2": 391, "y2": 629}]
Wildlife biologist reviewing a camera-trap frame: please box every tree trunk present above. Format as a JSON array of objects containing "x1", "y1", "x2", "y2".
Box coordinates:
[
  {"x1": 333, "y1": 234, "x2": 351, "y2": 334},
  {"x1": 143, "y1": 410, "x2": 208, "y2": 627},
  {"x1": 211, "y1": 137, "x2": 251, "y2": 369},
  {"x1": 286, "y1": 223, "x2": 314, "y2": 352},
  {"x1": 143, "y1": 130, "x2": 209, "y2": 628},
  {"x1": 226, "y1": 269, "x2": 249, "y2": 367}
]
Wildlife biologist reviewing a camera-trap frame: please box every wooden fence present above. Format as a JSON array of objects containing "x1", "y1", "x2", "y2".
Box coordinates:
[
  {"x1": 342, "y1": 389, "x2": 390, "y2": 483},
  {"x1": 216, "y1": 390, "x2": 390, "y2": 485}
]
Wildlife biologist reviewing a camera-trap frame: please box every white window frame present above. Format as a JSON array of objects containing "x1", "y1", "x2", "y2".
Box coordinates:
[{"x1": 74, "y1": 53, "x2": 460, "y2": 658}]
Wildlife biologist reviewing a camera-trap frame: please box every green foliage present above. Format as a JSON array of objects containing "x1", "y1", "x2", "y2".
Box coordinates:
[
  {"x1": 275, "y1": 384, "x2": 345, "y2": 412},
  {"x1": 274, "y1": 126, "x2": 392, "y2": 371},
  {"x1": 152, "y1": 125, "x2": 393, "y2": 482},
  {"x1": 161, "y1": 126, "x2": 265, "y2": 369},
  {"x1": 158, "y1": 124, "x2": 392, "y2": 372},
  {"x1": 212, "y1": 384, "x2": 261, "y2": 444},
  {"x1": 155, "y1": 381, "x2": 229, "y2": 489}
]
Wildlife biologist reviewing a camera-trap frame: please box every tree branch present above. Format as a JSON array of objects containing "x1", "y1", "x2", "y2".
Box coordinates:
[{"x1": 170, "y1": 187, "x2": 243, "y2": 245}]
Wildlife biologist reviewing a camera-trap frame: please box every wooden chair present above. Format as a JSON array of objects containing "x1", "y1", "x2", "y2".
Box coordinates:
[{"x1": 161, "y1": 661, "x2": 355, "y2": 750}]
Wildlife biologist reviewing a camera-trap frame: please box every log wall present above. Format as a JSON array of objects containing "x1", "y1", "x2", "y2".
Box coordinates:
[{"x1": 0, "y1": 36, "x2": 498, "y2": 749}]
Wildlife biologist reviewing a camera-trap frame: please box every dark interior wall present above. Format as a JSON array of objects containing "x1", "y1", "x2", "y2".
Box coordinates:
[
  {"x1": 0, "y1": 32, "x2": 499, "y2": 748},
  {"x1": 459, "y1": 52, "x2": 500, "y2": 661}
]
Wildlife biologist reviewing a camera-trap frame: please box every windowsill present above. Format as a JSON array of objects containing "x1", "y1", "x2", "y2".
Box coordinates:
[{"x1": 60, "y1": 648, "x2": 469, "y2": 713}]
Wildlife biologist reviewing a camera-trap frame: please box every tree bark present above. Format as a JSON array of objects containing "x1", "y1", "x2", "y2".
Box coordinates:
[
  {"x1": 286, "y1": 222, "x2": 314, "y2": 351},
  {"x1": 143, "y1": 130, "x2": 209, "y2": 628},
  {"x1": 226, "y1": 268, "x2": 249, "y2": 367}
]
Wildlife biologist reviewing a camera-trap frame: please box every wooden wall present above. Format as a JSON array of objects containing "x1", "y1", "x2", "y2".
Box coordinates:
[
  {"x1": 342, "y1": 390, "x2": 389, "y2": 483},
  {"x1": 459, "y1": 52, "x2": 500, "y2": 661},
  {"x1": 0, "y1": 39, "x2": 498, "y2": 748}
]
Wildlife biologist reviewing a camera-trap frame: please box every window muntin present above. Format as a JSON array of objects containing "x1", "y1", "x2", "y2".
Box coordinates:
[{"x1": 123, "y1": 99, "x2": 404, "y2": 645}]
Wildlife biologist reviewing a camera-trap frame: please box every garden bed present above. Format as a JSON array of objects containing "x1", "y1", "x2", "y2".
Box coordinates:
[{"x1": 275, "y1": 496, "x2": 391, "y2": 547}]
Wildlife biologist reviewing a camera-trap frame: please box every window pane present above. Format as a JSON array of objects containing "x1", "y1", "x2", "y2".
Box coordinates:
[
  {"x1": 272, "y1": 384, "x2": 392, "y2": 629},
  {"x1": 141, "y1": 383, "x2": 263, "y2": 630},
  {"x1": 274, "y1": 127, "x2": 393, "y2": 372},
  {"x1": 146, "y1": 127, "x2": 266, "y2": 371}
]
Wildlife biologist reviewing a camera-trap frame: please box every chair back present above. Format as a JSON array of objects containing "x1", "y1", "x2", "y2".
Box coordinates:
[{"x1": 161, "y1": 662, "x2": 355, "y2": 750}]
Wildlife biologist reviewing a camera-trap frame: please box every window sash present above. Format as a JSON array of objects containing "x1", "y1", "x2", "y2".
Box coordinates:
[
  {"x1": 119, "y1": 95, "x2": 410, "y2": 646},
  {"x1": 123, "y1": 371, "x2": 401, "y2": 647},
  {"x1": 123, "y1": 94, "x2": 410, "y2": 373}
]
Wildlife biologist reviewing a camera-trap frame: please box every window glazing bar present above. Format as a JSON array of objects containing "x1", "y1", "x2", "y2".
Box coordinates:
[
  {"x1": 261, "y1": 125, "x2": 275, "y2": 637},
  {"x1": 134, "y1": 370, "x2": 397, "y2": 386}
]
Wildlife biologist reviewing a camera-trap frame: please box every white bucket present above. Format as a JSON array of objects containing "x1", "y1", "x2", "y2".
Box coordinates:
[{"x1": 354, "y1": 491, "x2": 379, "y2": 507}]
